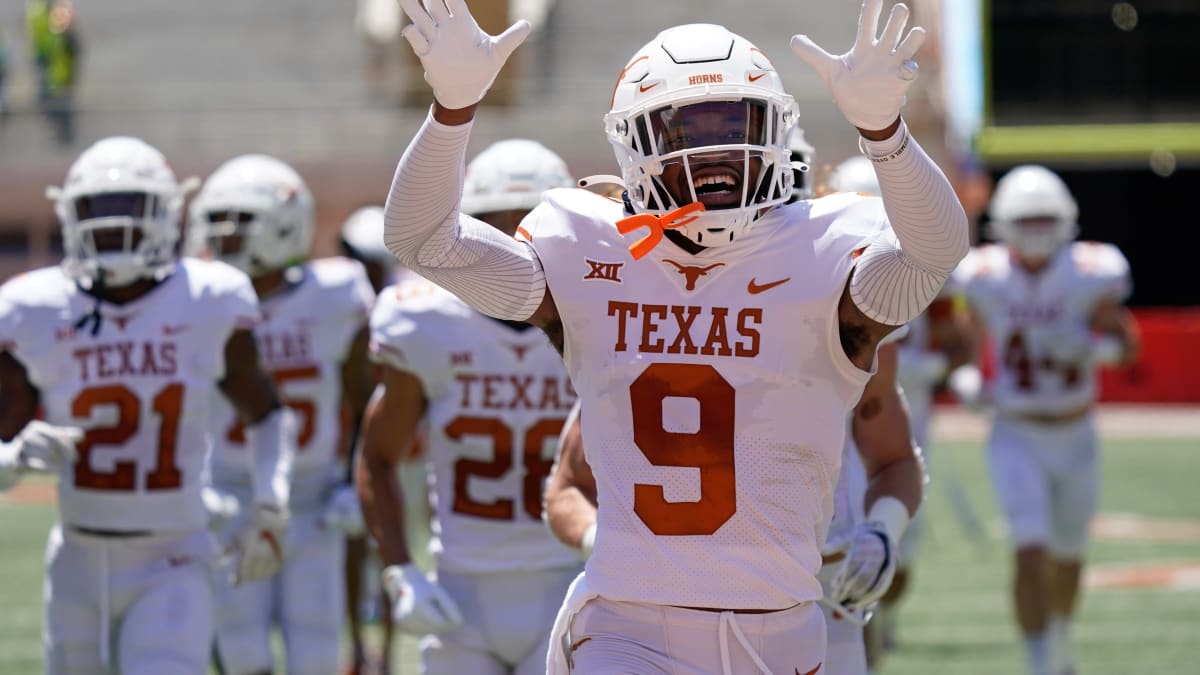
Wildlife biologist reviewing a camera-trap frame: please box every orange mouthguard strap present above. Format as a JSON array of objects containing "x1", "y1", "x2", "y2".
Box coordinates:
[{"x1": 615, "y1": 203, "x2": 706, "y2": 260}]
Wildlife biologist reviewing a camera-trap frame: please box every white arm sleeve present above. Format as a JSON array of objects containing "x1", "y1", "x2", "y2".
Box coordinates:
[
  {"x1": 849, "y1": 122, "x2": 969, "y2": 326},
  {"x1": 383, "y1": 110, "x2": 547, "y2": 321}
]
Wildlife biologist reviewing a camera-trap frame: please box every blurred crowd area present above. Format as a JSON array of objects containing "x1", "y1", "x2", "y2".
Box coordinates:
[{"x1": 0, "y1": 1, "x2": 1195, "y2": 312}]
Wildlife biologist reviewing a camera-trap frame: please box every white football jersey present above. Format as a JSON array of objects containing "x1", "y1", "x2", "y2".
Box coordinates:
[
  {"x1": 517, "y1": 189, "x2": 887, "y2": 609},
  {"x1": 207, "y1": 258, "x2": 373, "y2": 510},
  {"x1": 0, "y1": 259, "x2": 259, "y2": 532},
  {"x1": 953, "y1": 242, "x2": 1131, "y2": 416},
  {"x1": 370, "y1": 278, "x2": 580, "y2": 574}
]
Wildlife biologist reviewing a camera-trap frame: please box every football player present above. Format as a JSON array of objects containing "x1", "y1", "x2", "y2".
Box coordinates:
[
  {"x1": 189, "y1": 155, "x2": 375, "y2": 675},
  {"x1": 338, "y1": 205, "x2": 430, "y2": 675},
  {"x1": 0, "y1": 136, "x2": 295, "y2": 675},
  {"x1": 384, "y1": 0, "x2": 968, "y2": 671},
  {"x1": 357, "y1": 139, "x2": 583, "y2": 675},
  {"x1": 545, "y1": 338, "x2": 922, "y2": 675},
  {"x1": 948, "y1": 165, "x2": 1138, "y2": 675}
]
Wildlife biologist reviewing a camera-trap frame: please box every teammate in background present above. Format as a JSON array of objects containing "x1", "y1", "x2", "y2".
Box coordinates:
[
  {"x1": 948, "y1": 165, "x2": 1139, "y2": 675},
  {"x1": 546, "y1": 338, "x2": 922, "y2": 675},
  {"x1": 338, "y1": 205, "x2": 430, "y2": 675},
  {"x1": 827, "y1": 155, "x2": 974, "y2": 661},
  {"x1": 0, "y1": 136, "x2": 294, "y2": 675},
  {"x1": 385, "y1": 0, "x2": 967, "y2": 670},
  {"x1": 358, "y1": 138, "x2": 581, "y2": 675},
  {"x1": 189, "y1": 155, "x2": 374, "y2": 675}
]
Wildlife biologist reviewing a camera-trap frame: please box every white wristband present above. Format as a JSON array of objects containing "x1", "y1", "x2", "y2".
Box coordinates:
[
  {"x1": 579, "y1": 521, "x2": 597, "y2": 560},
  {"x1": 867, "y1": 496, "x2": 910, "y2": 546}
]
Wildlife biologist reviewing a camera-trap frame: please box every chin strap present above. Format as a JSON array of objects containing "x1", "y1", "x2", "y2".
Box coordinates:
[
  {"x1": 615, "y1": 202, "x2": 705, "y2": 260},
  {"x1": 74, "y1": 276, "x2": 106, "y2": 337}
]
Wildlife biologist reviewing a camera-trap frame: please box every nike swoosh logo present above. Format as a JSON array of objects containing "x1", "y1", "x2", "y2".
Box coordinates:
[
  {"x1": 748, "y1": 72, "x2": 767, "y2": 82},
  {"x1": 797, "y1": 664, "x2": 821, "y2": 675},
  {"x1": 747, "y1": 277, "x2": 791, "y2": 294},
  {"x1": 639, "y1": 82, "x2": 659, "y2": 93}
]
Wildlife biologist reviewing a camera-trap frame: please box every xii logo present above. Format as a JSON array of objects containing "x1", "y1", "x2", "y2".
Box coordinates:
[{"x1": 583, "y1": 259, "x2": 624, "y2": 283}]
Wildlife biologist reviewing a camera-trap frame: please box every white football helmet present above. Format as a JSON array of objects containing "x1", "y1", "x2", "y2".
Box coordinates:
[
  {"x1": 988, "y1": 165, "x2": 1078, "y2": 260},
  {"x1": 788, "y1": 127, "x2": 815, "y2": 201},
  {"x1": 47, "y1": 136, "x2": 192, "y2": 287},
  {"x1": 605, "y1": 24, "x2": 799, "y2": 247},
  {"x1": 828, "y1": 156, "x2": 881, "y2": 197},
  {"x1": 188, "y1": 154, "x2": 314, "y2": 276},
  {"x1": 339, "y1": 206, "x2": 393, "y2": 266},
  {"x1": 461, "y1": 139, "x2": 574, "y2": 216}
]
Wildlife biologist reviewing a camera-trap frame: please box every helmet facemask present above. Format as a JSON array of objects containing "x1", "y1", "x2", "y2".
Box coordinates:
[
  {"x1": 606, "y1": 21, "x2": 799, "y2": 249},
  {"x1": 988, "y1": 165, "x2": 1079, "y2": 264},
  {"x1": 187, "y1": 155, "x2": 314, "y2": 277},
  {"x1": 63, "y1": 191, "x2": 178, "y2": 287}
]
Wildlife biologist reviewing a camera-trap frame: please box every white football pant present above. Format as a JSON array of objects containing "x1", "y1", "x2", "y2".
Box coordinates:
[
  {"x1": 421, "y1": 565, "x2": 581, "y2": 675},
  {"x1": 214, "y1": 511, "x2": 344, "y2": 675},
  {"x1": 43, "y1": 526, "x2": 215, "y2": 675},
  {"x1": 566, "y1": 597, "x2": 825, "y2": 675},
  {"x1": 987, "y1": 414, "x2": 1099, "y2": 557}
]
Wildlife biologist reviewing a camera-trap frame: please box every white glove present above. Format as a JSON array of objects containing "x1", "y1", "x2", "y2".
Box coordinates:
[
  {"x1": 791, "y1": 0, "x2": 927, "y2": 131},
  {"x1": 383, "y1": 563, "x2": 464, "y2": 635},
  {"x1": 320, "y1": 484, "x2": 366, "y2": 536},
  {"x1": 230, "y1": 504, "x2": 288, "y2": 585},
  {"x1": 824, "y1": 521, "x2": 896, "y2": 612},
  {"x1": 397, "y1": 0, "x2": 531, "y2": 109},
  {"x1": 13, "y1": 420, "x2": 82, "y2": 473},
  {"x1": 947, "y1": 364, "x2": 986, "y2": 411}
]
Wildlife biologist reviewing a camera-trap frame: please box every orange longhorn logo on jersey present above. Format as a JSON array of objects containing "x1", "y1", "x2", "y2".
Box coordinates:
[
  {"x1": 662, "y1": 259, "x2": 725, "y2": 291},
  {"x1": 506, "y1": 343, "x2": 534, "y2": 361},
  {"x1": 109, "y1": 312, "x2": 138, "y2": 332}
]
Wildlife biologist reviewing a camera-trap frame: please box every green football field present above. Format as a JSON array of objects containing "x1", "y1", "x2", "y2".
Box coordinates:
[{"x1": 1, "y1": 434, "x2": 1197, "y2": 674}]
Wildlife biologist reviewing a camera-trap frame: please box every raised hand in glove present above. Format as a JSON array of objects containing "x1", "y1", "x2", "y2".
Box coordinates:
[
  {"x1": 230, "y1": 504, "x2": 288, "y2": 585},
  {"x1": 319, "y1": 484, "x2": 366, "y2": 537},
  {"x1": 791, "y1": 0, "x2": 927, "y2": 131},
  {"x1": 383, "y1": 563, "x2": 464, "y2": 635},
  {"x1": 824, "y1": 520, "x2": 896, "y2": 612},
  {"x1": 397, "y1": 0, "x2": 531, "y2": 109}
]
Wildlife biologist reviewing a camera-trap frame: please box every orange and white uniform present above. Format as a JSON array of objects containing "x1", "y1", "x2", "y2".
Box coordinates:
[
  {"x1": 206, "y1": 257, "x2": 373, "y2": 675},
  {"x1": 522, "y1": 189, "x2": 889, "y2": 674},
  {"x1": 370, "y1": 277, "x2": 582, "y2": 675},
  {"x1": 954, "y1": 242, "x2": 1131, "y2": 555},
  {"x1": 0, "y1": 258, "x2": 258, "y2": 675}
]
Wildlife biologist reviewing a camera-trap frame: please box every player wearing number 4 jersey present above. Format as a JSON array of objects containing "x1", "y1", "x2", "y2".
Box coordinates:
[
  {"x1": 358, "y1": 139, "x2": 582, "y2": 675},
  {"x1": 385, "y1": 0, "x2": 967, "y2": 672},
  {"x1": 948, "y1": 165, "x2": 1138, "y2": 675},
  {"x1": 188, "y1": 154, "x2": 375, "y2": 675},
  {"x1": 0, "y1": 137, "x2": 295, "y2": 675}
]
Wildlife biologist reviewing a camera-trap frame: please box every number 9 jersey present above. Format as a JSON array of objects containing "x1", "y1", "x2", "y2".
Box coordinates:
[
  {"x1": 517, "y1": 189, "x2": 889, "y2": 610},
  {"x1": 369, "y1": 278, "x2": 581, "y2": 574},
  {"x1": 0, "y1": 258, "x2": 260, "y2": 532}
]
